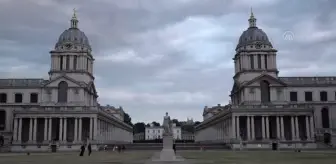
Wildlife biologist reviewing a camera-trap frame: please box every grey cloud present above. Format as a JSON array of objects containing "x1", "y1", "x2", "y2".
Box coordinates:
[{"x1": 1, "y1": 0, "x2": 336, "y2": 122}]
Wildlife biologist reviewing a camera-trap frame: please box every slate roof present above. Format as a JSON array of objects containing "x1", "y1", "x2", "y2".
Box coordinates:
[
  {"x1": 0, "y1": 79, "x2": 48, "y2": 87},
  {"x1": 279, "y1": 76, "x2": 336, "y2": 86}
]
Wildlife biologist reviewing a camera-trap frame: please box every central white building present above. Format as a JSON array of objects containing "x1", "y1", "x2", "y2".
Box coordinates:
[
  {"x1": 0, "y1": 11, "x2": 133, "y2": 152},
  {"x1": 145, "y1": 124, "x2": 181, "y2": 140}
]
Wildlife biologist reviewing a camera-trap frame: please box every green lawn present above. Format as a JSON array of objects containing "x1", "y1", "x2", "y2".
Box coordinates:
[
  {"x1": 179, "y1": 151, "x2": 336, "y2": 164},
  {"x1": 0, "y1": 151, "x2": 154, "y2": 164}
]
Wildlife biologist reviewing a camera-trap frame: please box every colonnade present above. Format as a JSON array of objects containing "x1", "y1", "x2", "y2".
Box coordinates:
[
  {"x1": 195, "y1": 115, "x2": 315, "y2": 142},
  {"x1": 96, "y1": 119, "x2": 132, "y2": 143}
]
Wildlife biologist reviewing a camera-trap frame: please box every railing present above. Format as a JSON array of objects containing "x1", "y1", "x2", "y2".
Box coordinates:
[{"x1": 231, "y1": 104, "x2": 313, "y2": 110}]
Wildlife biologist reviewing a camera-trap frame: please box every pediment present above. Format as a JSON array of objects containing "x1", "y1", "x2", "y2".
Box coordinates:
[
  {"x1": 244, "y1": 74, "x2": 287, "y2": 87},
  {"x1": 43, "y1": 75, "x2": 82, "y2": 88},
  {"x1": 87, "y1": 81, "x2": 98, "y2": 97}
]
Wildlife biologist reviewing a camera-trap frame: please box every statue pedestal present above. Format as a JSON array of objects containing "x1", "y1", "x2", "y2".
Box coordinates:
[{"x1": 158, "y1": 135, "x2": 177, "y2": 161}]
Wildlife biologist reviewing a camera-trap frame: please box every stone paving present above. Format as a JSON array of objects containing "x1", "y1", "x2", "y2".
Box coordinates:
[{"x1": 1, "y1": 150, "x2": 336, "y2": 164}]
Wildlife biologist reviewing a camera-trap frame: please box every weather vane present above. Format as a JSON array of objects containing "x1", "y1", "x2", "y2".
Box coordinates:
[{"x1": 73, "y1": 8, "x2": 77, "y2": 18}]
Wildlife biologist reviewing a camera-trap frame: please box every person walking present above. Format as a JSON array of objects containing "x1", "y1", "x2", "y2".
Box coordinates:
[
  {"x1": 88, "y1": 143, "x2": 92, "y2": 156},
  {"x1": 79, "y1": 144, "x2": 85, "y2": 156},
  {"x1": 173, "y1": 143, "x2": 176, "y2": 154}
]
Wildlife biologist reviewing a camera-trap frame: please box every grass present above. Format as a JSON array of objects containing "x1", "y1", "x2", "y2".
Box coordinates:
[
  {"x1": 179, "y1": 151, "x2": 336, "y2": 164},
  {"x1": 0, "y1": 151, "x2": 155, "y2": 164}
]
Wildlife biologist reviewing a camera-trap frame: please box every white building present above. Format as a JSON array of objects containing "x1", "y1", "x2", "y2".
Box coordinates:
[
  {"x1": 145, "y1": 124, "x2": 181, "y2": 140},
  {"x1": 195, "y1": 11, "x2": 336, "y2": 149},
  {"x1": 0, "y1": 11, "x2": 133, "y2": 152}
]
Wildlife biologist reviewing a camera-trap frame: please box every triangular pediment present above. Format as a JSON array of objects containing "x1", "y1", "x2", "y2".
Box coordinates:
[
  {"x1": 87, "y1": 81, "x2": 98, "y2": 97},
  {"x1": 244, "y1": 74, "x2": 287, "y2": 87},
  {"x1": 43, "y1": 75, "x2": 83, "y2": 88}
]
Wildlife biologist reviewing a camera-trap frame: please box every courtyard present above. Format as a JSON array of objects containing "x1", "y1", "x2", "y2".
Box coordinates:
[{"x1": 0, "y1": 150, "x2": 335, "y2": 164}]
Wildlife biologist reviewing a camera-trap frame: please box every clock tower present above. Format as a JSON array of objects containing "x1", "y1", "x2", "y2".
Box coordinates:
[{"x1": 49, "y1": 9, "x2": 95, "y2": 83}]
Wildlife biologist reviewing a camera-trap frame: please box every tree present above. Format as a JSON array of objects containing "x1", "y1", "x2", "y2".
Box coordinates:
[
  {"x1": 152, "y1": 121, "x2": 160, "y2": 126},
  {"x1": 133, "y1": 122, "x2": 146, "y2": 133},
  {"x1": 182, "y1": 124, "x2": 194, "y2": 133},
  {"x1": 171, "y1": 119, "x2": 182, "y2": 126},
  {"x1": 123, "y1": 112, "x2": 133, "y2": 126},
  {"x1": 146, "y1": 123, "x2": 151, "y2": 127}
]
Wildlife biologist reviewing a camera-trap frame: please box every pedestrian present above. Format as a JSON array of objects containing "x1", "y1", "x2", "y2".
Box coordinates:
[
  {"x1": 173, "y1": 143, "x2": 176, "y2": 154},
  {"x1": 122, "y1": 145, "x2": 125, "y2": 152},
  {"x1": 79, "y1": 144, "x2": 85, "y2": 156},
  {"x1": 118, "y1": 145, "x2": 121, "y2": 153},
  {"x1": 88, "y1": 143, "x2": 92, "y2": 156}
]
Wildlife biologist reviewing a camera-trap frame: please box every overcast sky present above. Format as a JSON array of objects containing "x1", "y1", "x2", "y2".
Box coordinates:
[{"x1": 1, "y1": 0, "x2": 335, "y2": 123}]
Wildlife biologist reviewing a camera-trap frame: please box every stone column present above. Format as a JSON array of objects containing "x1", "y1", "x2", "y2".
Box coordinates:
[
  {"x1": 251, "y1": 116, "x2": 255, "y2": 140},
  {"x1": 44, "y1": 118, "x2": 48, "y2": 141},
  {"x1": 74, "y1": 118, "x2": 78, "y2": 142},
  {"x1": 266, "y1": 116, "x2": 270, "y2": 139},
  {"x1": 63, "y1": 118, "x2": 67, "y2": 141},
  {"x1": 291, "y1": 116, "x2": 295, "y2": 140},
  {"x1": 295, "y1": 116, "x2": 299, "y2": 140},
  {"x1": 89, "y1": 117, "x2": 93, "y2": 140},
  {"x1": 78, "y1": 117, "x2": 82, "y2": 141},
  {"x1": 305, "y1": 116, "x2": 310, "y2": 140},
  {"x1": 247, "y1": 116, "x2": 251, "y2": 140},
  {"x1": 236, "y1": 116, "x2": 240, "y2": 139},
  {"x1": 310, "y1": 116, "x2": 314, "y2": 140},
  {"x1": 59, "y1": 117, "x2": 63, "y2": 141},
  {"x1": 48, "y1": 118, "x2": 52, "y2": 141},
  {"x1": 18, "y1": 118, "x2": 22, "y2": 142},
  {"x1": 29, "y1": 118, "x2": 33, "y2": 142},
  {"x1": 280, "y1": 116, "x2": 285, "y2": 140},
  {"x1": 33, "y1": 118, "x2": 37, "y2": 141},
  {"x1": 261, "y1": 116, "x2": 265, "y2": 139},
  {"x1": 232, "y1": 116, "x2": 236, "y2": 139},
  {"x1": 276, "y1": 116, "x2": 280, "y2": 139},
  {"x1": 13, "y1": 118, "x2": 18, "y2": 141},
  {"x1": 93, "y1": 117, "x2": 98, "y2": 140}
]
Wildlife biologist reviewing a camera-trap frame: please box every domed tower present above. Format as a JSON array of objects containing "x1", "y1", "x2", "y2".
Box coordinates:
[
  {"x1": 233, "y1": 9, "x2": 278, "y2": 83},
  {"x1": 49, "y1": 10, "x2": 94, "y2": 83}
]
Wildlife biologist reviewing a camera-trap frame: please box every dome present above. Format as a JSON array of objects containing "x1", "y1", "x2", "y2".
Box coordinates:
[
  {"x1": 54, "y1": 10, "x2": 91, "y2": 50},
  {"x1": 55, "y1": 28, "x2": 91, "y2": 49},
  {"x1": 236, "y1": 27, "x2": 272, "y2": 49},
  {"x1": 235, "y1": 10, "x2": 272, "y2": 50}
]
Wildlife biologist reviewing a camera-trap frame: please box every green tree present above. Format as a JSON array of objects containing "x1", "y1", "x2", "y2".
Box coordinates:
[
  {"x1": 151, "y1": 121, "x2": 160, "y2": 126},
  {"x1": 133, "y1": 122, "x2": 146, "y2": 133},
  {"x1": 123, "y1": 112, "x2": 133, "y2": 126}
]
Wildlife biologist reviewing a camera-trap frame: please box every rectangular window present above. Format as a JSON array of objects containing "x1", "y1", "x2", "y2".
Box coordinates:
[
  {"x1": 30, "y1": 93, "x2": 38, "y2": 103},
  {"x1": 73, "y1": 56, "x2": 77, "y2": 70},
  {"x1": 289, "y1": 92, "x2": 297, "y2": 102},
  {"x1": 15, "y1": 93, "x2": 23, "y2": 103},
  {"x1": 257, "y1": 54, "x2": 261, "y2": 69},
  {"x1": 66, "y1": 56, "x2": 70, "y2": 70},
  {"x1": 264, "y1": 55, "x2": 268, "y2": 69},
  {"x1": 250, "y1": 55, "x2": 254, "y2": 69},
  {"x1": 320, "y1": 91, "x2": 328, "y2": 101},
  {"x1": 0, "y1": 93, "x2": 7, "y2": 103},
  {"x1": 238, "y1": 57, "x2": 242, "y2": 71},
  {"x1": 60, "y1": 56, "x2": 63, "y2": 70},
  {"x1": 305, "y1": 91, "x2": 313, "y2": 101}
]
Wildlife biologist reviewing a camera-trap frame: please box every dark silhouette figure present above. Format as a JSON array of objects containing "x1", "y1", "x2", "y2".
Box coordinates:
[
  {"x1": 122, "y1": 145, "x2": 125, "y2": 152},
  {"x1": 173, "y1": 143, "x2": 176, "y2": 154},
  {"x1": 118, "y1": 145, "x2": 121, "y2": 153},
  {"x1": 79, "y1": 144, "x2": 85, "y2": 156},
  {"x1": 88, "y1": 144, "x2": 92, "y2": 156}
]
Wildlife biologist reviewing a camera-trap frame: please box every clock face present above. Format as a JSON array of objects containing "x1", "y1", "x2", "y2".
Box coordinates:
[
  {"x1": 256, "y1": 42, "x2": 262, "y2": 49},
  {"x1": 65, "y1": 43, "x2": 72, "y2": 49}
]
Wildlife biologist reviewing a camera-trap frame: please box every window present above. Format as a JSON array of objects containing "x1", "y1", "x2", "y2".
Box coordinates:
[
  {"x1": 30, "y1": 93, "x2": 38, "y2": 103},
  {"x1": 238, "y1": 57, "x2": 241, "y2": 71},
  {"x1": 60, "y1": 56, "x2": 63, "y2": 70},
  {"x1": 0, "y1": 93, "x2": 7, "y2": 103},
  {"x1": 86, "y1": 58, "x2": 89, "y2": 71},
  {"x1": 15, "y1": 93, "x2": 23, "y2": 103},
  {"x1": 250, "y1": 55, "x2": 254, "y2": 69},
  {"x1": 320, "y1": 91, "x2": 328, "y2": 102},
  {"x1": 73, "y1": 56, "x2": 77, "y2": 70},
  {"x1": 257, "y1": 54, "x2": 261, "y2": 69},
  {"x1": 264, "y1": 55, "x2": 268, "y2": 69},
  {"x1": 289, "y1": 92, "x2": 298, "y2": 102},
  {"x1": 57, "y1": 81, "x2": 68, "y2": 103},
  {"x1": 66, "y1": 56, "x2": 70, "y2": 70},
  {"x1": 305, "y1": 92, "x2": 313, "y2": 101}
]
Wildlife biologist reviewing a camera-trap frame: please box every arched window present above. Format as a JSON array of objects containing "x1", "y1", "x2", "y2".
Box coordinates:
[
  {"x1": 321, "y1": 108, "x2": 330, "y2": 128},
  {"x1": 260, "y1": 80, "x2": 271, "y2": 103},
  {"x1": 58, "y1": 81, "x2": 68, "y2": 103}
]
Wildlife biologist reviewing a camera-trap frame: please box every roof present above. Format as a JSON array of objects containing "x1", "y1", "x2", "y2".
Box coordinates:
[
  {"x1": 279, "y1": 76, "x2": 336, "y2": 86},
  {"x1": 0, "y1": 79, "x2": 48, "y2": 87}
]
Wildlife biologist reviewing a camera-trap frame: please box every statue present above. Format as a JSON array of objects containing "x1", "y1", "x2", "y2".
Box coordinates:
[{"x1": 163, "y1": 112, "x2": 172, "y2": 135}]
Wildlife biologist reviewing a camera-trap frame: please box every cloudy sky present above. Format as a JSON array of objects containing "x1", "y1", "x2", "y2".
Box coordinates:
[{"x1": 1, "y1": 0, "x2": 335, "y2": 123}]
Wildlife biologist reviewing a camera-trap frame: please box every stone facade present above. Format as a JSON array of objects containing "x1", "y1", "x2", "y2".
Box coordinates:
[
  {"x1": 145, "y1": 124, "x2": 181, "y2": 140},
  {"x1": 0, "y1": 11, "x2": 133, "y2": 152},
  {"x1": 195, "y1": 11, "x2": 336, "y2": 149}
]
